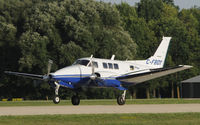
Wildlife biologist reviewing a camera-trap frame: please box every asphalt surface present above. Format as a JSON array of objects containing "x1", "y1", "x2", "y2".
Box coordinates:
[{"x1": 1, "y1": 104, "x2": 200, "y2": 116}]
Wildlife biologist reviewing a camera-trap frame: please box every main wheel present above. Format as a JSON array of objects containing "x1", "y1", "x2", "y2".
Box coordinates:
[
  {"x1": 117, "y1": 96, "x2": 125, "y2": 105},
  {"x1": 53, "y1": 95, "x2": 60, "y2": 104},
  {"x1": 71, "y1": 95, "x2": 80, "y2": 105}
]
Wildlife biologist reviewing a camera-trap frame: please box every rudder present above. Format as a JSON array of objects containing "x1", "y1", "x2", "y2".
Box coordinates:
[{"x1": 146, "y1": 37, "x2": 171, "y2": 68}]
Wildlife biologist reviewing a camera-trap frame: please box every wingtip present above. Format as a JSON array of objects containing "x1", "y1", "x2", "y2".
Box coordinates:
[
  {"x1": 4, "y1": 71, "x2": 15, "y2": 74},
  {"x1": 179, "y1": 65, "x2": 193, "y2": 68},
  {"x1": 4, "y1": 71, "x2": 10, "y2": 74}
]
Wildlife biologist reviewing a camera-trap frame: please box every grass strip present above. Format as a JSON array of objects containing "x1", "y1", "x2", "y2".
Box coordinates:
[{"x1": 0, "y1": 113, "x2": 200, "y2": 125}]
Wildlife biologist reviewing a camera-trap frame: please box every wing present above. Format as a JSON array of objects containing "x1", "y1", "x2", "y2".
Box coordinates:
[
  {"x1": 4, "y1": 71, "x2": 44, "y2": 80},
  {"x1": 117, "y1": 65, "x2": 192, "y2": 84}
]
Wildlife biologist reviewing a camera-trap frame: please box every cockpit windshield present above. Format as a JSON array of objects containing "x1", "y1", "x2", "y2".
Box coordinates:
[{"x1": 73, "y1": 60, "x2": 90, "y2": 66}]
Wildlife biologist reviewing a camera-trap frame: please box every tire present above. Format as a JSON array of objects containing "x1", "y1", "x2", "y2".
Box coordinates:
[
  {"x1": 71, "y1": 95, "x2": 80, "y2": 105},
  {"x1": 117, "y1": 96, "x2": 125, "y2": 105},
  {"x1": 53, "y1": 95, "x2": 60, "y2": 104}
]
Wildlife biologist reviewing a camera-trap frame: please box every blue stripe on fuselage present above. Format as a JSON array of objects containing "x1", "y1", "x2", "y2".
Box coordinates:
[
  {"x1": 52, "y1": 74, "x2": 126, "y2": 90},
  {"x1": 53, "y1": 74, "x2": 90, "y2": 83}
]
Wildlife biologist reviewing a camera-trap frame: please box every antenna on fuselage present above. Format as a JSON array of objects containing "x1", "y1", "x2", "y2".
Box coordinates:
[{"x1": 111, "y1": 55, "x2": 115, "y2": 60}]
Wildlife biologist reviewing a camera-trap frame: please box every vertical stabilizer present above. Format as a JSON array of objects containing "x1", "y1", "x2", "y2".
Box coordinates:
[{"x1": 146, "y1": 37, "x2": 171, "y2": 68}]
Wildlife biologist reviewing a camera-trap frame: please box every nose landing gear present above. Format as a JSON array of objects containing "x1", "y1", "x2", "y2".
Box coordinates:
[{"x1": 53, "y1": 82, "x2": 60, "y2": 104}]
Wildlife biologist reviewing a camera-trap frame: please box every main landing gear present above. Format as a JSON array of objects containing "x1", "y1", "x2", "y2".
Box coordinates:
[
  {"x1": 71, "y1": 94, "x2": 80, "y2": 105},
  {"x1": 117, "y1": 90, "x2": 126, "y2": 105}
]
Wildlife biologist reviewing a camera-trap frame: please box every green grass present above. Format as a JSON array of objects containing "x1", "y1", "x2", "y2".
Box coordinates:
[
  {"x1": 0, "y1": 113, "x2": 200, "y2": 125},
  {"x1": 1, "y1": 99, "x2": 200, "y2": 106}
]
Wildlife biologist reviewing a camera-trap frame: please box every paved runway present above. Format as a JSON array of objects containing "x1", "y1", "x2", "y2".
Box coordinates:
[{"x1": 1, "y1": 104, "x2": 200, "y2": 116}]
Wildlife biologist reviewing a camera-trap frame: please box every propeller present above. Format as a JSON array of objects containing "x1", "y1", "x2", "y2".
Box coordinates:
[
  {"x1": 47, "y1": 59, "x2": 53, "y2": 76},
  {"x1": 87, "y1": 55, "x2": 105, "y2": 86},
  {"x1": 43, "y1": 59, "x2": 53, "y2": 80},
  {"x1": 89, "y1": 55, "x2": 97, "y2": 80}
]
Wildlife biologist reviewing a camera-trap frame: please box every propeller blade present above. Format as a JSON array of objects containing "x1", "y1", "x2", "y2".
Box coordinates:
[
  {"x1": 47, "y1": 59, "x2": 53, "y2": 76},
  {"x1": 90, "y1": 55, "x2": 94, "y2": 75},
  {"x1": 92, "y1": 62, "x2": 94, "y2": 74},
  {"x1": 89, "y1": 55, "x2": 97, "y2": 80}
]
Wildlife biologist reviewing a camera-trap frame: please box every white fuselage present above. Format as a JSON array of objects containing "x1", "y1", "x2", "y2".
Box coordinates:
[{"x1": 53, "y1": 58, "x2": 153, "y2": 79}]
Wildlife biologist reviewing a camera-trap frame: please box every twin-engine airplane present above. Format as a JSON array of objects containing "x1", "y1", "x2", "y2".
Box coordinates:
[{"x1": 5, "y1": 37, "x2": 192, "y2": 105}]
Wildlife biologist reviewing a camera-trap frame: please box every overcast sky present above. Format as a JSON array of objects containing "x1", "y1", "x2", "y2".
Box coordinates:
[{"x1": 96, "y1": 0, "x2": 200, "y2": 10}]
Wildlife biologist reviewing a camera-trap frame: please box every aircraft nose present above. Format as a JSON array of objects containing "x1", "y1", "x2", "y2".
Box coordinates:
[
  {"x1": 53, "y1": 65, "x2": 81, "y2": 76},
  {"x1": 53, "y1": 65, "x2": 81, "y2": 83}
]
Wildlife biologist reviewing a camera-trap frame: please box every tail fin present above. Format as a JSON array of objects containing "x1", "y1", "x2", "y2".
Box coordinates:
[{"x1": 146, "y1": 37, "x2": 171, "y2": 68}]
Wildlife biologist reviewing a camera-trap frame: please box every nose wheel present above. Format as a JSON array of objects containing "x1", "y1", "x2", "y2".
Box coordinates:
[
  {"x1": 53, "y1": 95, "x2": 60, "y2": 104},
  {"x1": 71, "y1": 95, "x2": 80, "y2": 105}
]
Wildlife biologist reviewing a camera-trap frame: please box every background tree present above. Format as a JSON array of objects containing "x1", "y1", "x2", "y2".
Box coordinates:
[
  {"x1": 0, "y1": 0, "x2": 136, "y2": 100},
  {"x1": 0, "y1": 0, "x2": 200, "y2": 100}
]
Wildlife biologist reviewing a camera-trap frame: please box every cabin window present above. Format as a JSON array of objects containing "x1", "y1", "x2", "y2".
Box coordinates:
[
  {"x1": 130, "y1": 65, "x2": 134, "y2": 70},
  {"x1": 108, "y1": 63, "x2": 113, "y2": 69},
  {"x1": 103, "y1": 62, "x2": 108, "y2": 69},
  {"x1": 114, "y1": 63, "x2": 119, "y2": 69}
]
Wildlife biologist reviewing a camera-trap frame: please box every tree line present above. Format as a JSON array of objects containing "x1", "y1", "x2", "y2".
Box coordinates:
[{"x1": 0, "y1": 0, "x2": 200, "y2": 100}]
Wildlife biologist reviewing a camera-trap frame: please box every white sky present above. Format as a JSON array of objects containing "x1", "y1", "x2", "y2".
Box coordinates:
[
  {"x1": 96, "y1": 0, "x2": 200, "y2": 9},
  {"x1": 174, "y1": 0, "x2": 200, "y2": 9}
]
